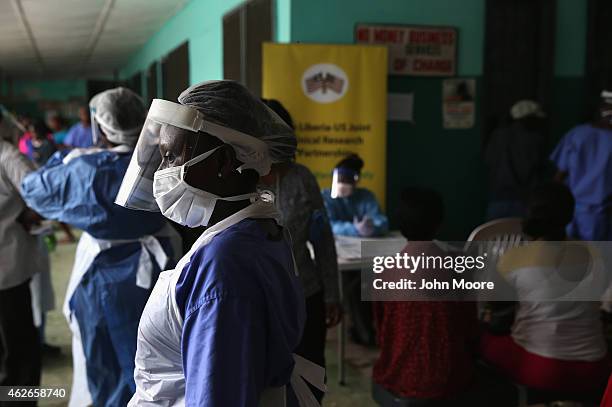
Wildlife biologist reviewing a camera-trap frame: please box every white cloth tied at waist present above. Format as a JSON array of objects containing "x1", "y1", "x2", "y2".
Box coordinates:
[{"x1": 62, "y1": 230, "x2": 170, "y2": 320}]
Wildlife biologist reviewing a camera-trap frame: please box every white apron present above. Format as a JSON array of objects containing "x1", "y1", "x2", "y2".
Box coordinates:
[
  {"x1": 30, "y1": 237, "x2": 55, "y2": 327},
  {"x1": 64, "y1": 224, "x2": 180, "y2": 407},
  {"x1": 129, "y1": 200, "x2": 326, "y2": 407}
]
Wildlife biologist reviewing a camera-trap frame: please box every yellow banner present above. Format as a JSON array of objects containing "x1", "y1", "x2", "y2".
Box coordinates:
[{"x1": 262, "y1": 43, "x2": 388, "y2": 208}]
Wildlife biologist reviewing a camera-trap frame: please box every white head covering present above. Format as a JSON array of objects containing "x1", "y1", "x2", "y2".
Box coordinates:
[
  {"x1": 89, "y1": 87, "x2": 146, "y2": 146},
  {"x1": 510, "y1": 100, "x2": 546, "y2": 120}
]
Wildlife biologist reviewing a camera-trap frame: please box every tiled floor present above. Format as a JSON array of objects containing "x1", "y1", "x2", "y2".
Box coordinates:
[{"x1": 41, "y1": 235, "x2": 380, "y2": 406}]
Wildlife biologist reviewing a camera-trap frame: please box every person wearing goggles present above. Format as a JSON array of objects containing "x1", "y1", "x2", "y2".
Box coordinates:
[
  {"x1": 322, "y1": 154, "x2": 388, "y2": 238},
  {"x1": 116, "y1": 80, "x2": 325, "y2": 406},
  {"x1": 21, "y1": 87, "x2": 178, "y2": 407}
]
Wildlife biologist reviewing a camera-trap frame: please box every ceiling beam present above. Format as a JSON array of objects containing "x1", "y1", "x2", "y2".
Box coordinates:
[
  {"x1": 81, "y1": 0, "x2": 116, "y2": 74},
  {"x1": 10, "y1": 0, "x2": 44, "y2": 73}
]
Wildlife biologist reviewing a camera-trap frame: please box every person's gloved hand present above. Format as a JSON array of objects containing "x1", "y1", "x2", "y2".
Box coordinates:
[{"x1": 353, "y1": 216, "x2": 374, "y2": 237}]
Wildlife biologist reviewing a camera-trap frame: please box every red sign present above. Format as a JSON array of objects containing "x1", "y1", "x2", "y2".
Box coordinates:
[{"x1": 355, "y1": 24, "x2": 457, "y2": 76}]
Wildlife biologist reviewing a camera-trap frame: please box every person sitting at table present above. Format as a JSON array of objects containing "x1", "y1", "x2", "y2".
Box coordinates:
[
  {"x1": 373, "y1": 187, "x2": 513, "y2": 406},
  {"x1": 322, "y1": 153, "x2": 388, "y2": 237},
  {"x1": 480, "y1": 182, "x2": 611, "y2": 397}
]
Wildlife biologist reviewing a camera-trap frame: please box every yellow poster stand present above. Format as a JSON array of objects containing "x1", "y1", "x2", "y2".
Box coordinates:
[{"x1": 262, "y1": 43, "x2": 388, "y2": 207}]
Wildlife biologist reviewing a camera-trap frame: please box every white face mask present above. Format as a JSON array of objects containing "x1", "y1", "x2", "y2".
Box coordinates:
[{"x1": 153, "y1": 146, "x2": 257, "y2": 227}]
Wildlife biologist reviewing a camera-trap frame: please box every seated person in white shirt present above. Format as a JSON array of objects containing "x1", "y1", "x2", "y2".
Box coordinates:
[{"x1": 480, "y1": 182, "x2": 611, "y2": 397}]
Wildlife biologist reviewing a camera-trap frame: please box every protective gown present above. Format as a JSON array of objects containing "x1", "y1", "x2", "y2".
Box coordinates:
[
  {"x1": 21, "y1": 147, "x2": 178, "y2": 407},
  {"x1": 550, "y1": 124, "x2": 612, "y2": 240},
  {"x1": 129, "y1": 200, "x2": 325, "y2": 407},
  {"x1": 321, "y1": 187, "x2": 389, "y2": 237}
]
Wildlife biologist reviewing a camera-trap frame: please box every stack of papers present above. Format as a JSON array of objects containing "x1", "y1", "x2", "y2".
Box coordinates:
[{"x1": 335, "y1": 236, "x2": 363, "y2": 260}]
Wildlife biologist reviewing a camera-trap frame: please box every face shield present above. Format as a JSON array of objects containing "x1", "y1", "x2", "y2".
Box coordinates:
[
  {"x1": 115, "y1": 98, "x2": 271, "y2": 211},
  {"x1": 330, "y1": 167, "x2": 359, "y2": 199}
]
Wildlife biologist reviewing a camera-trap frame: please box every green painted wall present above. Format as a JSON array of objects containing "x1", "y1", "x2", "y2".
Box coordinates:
[
  {"x1": 121, "y1": 0, "x2": 241, "y2": 85},
  {"x1": 290, "y1": 0, "x2": 484, "y2": 76},
  {"x1": 0, "y1": 79, "x2": 87, "y2": 119},
  {"x1": 120, "y1": 0, "x2": 292, "y2": 89},
  {"x1": 555, "y1": 0, "x2": 587, "y2": 77},
  {"x1": 551, "y1": 0, "x2": 589, "y2": 149},
  {"x1": 2, "y1": 79, "x2": 87, "y2": 102},
  {"x1": 290, "y1": 0, "x2": 486, "y2": 240}
]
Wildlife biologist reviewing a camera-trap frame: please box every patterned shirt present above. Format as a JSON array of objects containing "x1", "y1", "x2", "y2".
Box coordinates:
[{"x1": 373, "y1": 242, "x2": 478, "y2": 399}]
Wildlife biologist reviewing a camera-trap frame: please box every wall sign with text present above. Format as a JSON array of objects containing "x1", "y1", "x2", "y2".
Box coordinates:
[{"x1": 355, "y1": 24, "x2": 457, "y2": 76}]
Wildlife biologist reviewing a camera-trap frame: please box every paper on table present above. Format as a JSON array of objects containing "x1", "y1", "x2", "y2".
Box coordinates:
[
  {"x1": 335, "y1": 235, "x2": 364, "y2": 259},
  {"x1": 335, "y1": 233, "x2": 408, "y2": 260}
]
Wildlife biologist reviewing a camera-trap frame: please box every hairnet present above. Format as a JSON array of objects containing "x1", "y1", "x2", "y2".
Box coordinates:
[
  {"x1": 335, "y1": 153, "x2": 364, "y2": 173},
  {"x1": 89, "y1": 87, "x2": 147, "y2": 146},
  {"x1": 177, "y1": 81, "x2": 296, "y2": 172}
]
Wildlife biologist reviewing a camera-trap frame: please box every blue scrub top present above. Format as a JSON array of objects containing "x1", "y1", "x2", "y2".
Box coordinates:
[
  {"x1": 21, "y1": 150, "x2": 166, "y2": 239},
  {"x1": 175, "y1": 219, "x2": 305, "y2": 406},
  {"x1": 322, "y1": 187, "x2": 389, "y2": 237},
  {"x1": 64, "y1": 122, "x2": 94, "y2": 148},
  {"x1": 550, "y1": 124, "x2": 612, "y2": 208}
]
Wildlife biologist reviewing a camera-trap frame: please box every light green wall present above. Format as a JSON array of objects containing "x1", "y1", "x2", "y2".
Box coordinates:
[
  {"x1": 276, "y1": 0, "x2": 291, "y2": 42},
  {"x1": 290, "y1": 0, "x2": 485, "y2": 76},
  {"x1": 120, "y1": 0, "x2": 291, "y2": 85},
  {"x1": 121, "y1": 0, "x2": 240, "y2": 84}
]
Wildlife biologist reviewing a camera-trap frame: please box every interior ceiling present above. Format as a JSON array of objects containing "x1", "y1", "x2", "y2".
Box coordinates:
[{"x1": 0, "y1": 0, "x2": 189, "y2": 80}]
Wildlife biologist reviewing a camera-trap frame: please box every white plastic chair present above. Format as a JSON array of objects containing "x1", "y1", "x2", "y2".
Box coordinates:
[
  {"x1": 465, "y1": 217, "x2": 525, "y2": 258},
  {"x1": 465, "y1": 217, "x2": 526, "y2": 321}
]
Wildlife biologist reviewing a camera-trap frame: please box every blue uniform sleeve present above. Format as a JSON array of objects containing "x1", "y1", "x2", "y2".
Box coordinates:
[
  {"x1": 321, "y1": 189, "x2": 359, "y2": 236},
  {"x1": 182, "y1": 296, "x2": 266, "y2": 406},
  {"x1": 21, "y1": 156, "x2": 104, "y2": 229},
  {"x1": 359, "y1": 190, "x2": 389, "y2": 237}
]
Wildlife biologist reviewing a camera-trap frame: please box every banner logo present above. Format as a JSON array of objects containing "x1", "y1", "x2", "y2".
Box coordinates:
[{"x1": 301, "y1": 63, "x2": 349, "y2": 103}]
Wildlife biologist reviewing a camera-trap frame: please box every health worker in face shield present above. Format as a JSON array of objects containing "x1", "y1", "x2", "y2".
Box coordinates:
[
  {"x1": 21, "y1": 87, "x2": 179, "y2": 407},
  {"x1": 115, "y1": 80, "x2": 325, "y2": 407},
  {"x1": 321, "y1": 154, "x2": 388, "y2": 237}
]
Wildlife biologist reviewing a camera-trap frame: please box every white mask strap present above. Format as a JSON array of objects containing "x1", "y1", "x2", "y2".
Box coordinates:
[{"x1": 183, "y1": 145, "x2": 222, "y2": 169}]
